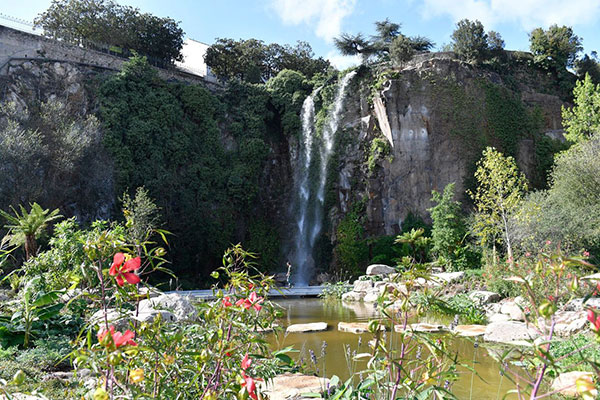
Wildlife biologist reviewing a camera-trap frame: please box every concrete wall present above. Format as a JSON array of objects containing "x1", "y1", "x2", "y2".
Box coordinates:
[{"x1": 176, "y1": 39, "x2": 219, "y2": 83}]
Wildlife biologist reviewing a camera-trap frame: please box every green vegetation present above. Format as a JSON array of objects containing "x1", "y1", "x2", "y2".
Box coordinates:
[
  {"x1": 205, "y1": 38, "x2": 330, "y2": 82},
  {"x1": 334, "y1": 19, "x2": 434, "y2": 64},
  {"x1": 562, "y1": 73, "x2": 600, "y2": 143},
  {"x1": 469, "y1": 147, "x2": 528, "y2": 261},
  {"x1": 97, "y1": 55, "x2": 283, "y2": 283},
  {"x1": 35, "y1": 0, "x2": 184, "y2": 65},
  {"x1": 366, "y1": 136, "x2": 391, "y2": 173}
]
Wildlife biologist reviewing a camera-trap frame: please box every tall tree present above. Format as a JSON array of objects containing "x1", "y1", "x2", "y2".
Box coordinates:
[
  {"x1": 469, "y1": 147, "x2": 528, "y2": 263},
  {"x1": 529, "y1": 25, "x2": 582, "y2": 72},
  {"x1": 562, "y1": 73, "x2": 600, "y2": 143},
  {"x1": 451, "y1": 19, "x2": 489, "y2": 63},
  {"x1": 429, "y1": 183, "x2": 467, "y2": 270}
]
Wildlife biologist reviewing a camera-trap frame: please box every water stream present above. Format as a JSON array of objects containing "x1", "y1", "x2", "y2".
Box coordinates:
[{"x1": 290, "y1": 71, "x2": 357, "y2": 285}]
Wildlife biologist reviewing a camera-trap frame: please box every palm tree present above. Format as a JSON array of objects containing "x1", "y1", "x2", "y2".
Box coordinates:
[{"x1": 0, "y1": 203, "x2": 62, "y2": 260}]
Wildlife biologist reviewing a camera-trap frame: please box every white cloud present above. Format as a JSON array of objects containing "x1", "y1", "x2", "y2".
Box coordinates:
[
  {"x1": 326, "y1": 51, "x2": 361, "y2": 69},
  {"x1": 269, "y1": 0, "x2": 357, "y2": 42},
  {"x1": 419, "y1": 0, "x2": 600, "y2": 30}
]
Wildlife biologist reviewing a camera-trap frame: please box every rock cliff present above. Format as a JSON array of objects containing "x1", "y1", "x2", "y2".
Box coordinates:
[{"x1": 328, "y1": 55, "x2": 566, "y2": 239}]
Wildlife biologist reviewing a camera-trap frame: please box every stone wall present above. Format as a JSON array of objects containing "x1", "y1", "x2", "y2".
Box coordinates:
[{"x1": 0, "y1": 25, "x2": 219, "y2": 88}]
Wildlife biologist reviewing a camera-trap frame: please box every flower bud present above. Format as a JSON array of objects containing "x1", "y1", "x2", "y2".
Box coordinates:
[
  {"x1": 12, "y1": 370, "x2": 25, "y2": 385},
  {"x1": 538, "y1": 301, "x2": 556, "y2": 318}
]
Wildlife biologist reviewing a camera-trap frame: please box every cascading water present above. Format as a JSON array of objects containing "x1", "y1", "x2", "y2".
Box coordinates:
[{"x1": 290, "y1": 70, "x2": 357, "y2": 286}]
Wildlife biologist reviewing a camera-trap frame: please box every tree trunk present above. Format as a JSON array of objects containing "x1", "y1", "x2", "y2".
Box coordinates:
[{"x1": 24, "y1": 234, "x2": 37, "y2": 261}]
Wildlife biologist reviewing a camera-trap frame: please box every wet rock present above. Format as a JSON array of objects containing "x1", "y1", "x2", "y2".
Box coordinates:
[
  {"x1": 483, "y1": 321, "x2": 539, "y2": 344},
  {"x1": 258, "y1": 373, "x2": 330, "y2": 400},
  {"x1": 551, "y1": 371, "x2": 597, "y2": 398},
  {"x1": 138, "y1": 293, "x2": 197, "y2": 321},
  {"x1": 286, "y1": 322, "x2": 328, "y2": 333},
  {"x1": 366, "y1": 264, "x2": 395, "y2": 276},
  {"x1": 453, "y1": 325, "x2": 487, "y2": 337},
  {"x1": 469, "y1": 291, "x2": 501, "y2": 305}
]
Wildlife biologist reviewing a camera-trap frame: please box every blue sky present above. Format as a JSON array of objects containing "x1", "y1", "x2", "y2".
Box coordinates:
[{"x1": 2, "y1": 0, "x2": 600, "y2": 68}]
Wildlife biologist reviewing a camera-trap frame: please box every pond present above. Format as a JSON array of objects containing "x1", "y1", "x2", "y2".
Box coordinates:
[{"x1": 269, "y1": 298, "x2": 517, "y2": 399}]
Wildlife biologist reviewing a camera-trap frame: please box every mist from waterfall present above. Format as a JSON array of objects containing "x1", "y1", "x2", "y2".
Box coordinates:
[{"x1": 290, "y1": 70, "x2": 357, "y2": 286}]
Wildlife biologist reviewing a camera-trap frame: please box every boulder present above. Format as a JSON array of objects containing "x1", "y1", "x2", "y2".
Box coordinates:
[
  {"x1": 286, "y1": 322, "x2": 328, "y2": 333},
  {"x1": 431, "y1": 271, "x2": 465, "y2": 285},
  {"x1": 483, "y1": 321, "x2": 540, "y2": 344},
  {"x1": 89, "y1": 308, "x2": 130, "y2": 330},
  {"x1": 363, "y1": 290, "x2": 380, "y2": 303},
  {"x1": 538, "y1": 311, "x2": 589, "y2": 337},
  {"x1": 341, "y1": 291, "x2": 364, "y2": 302},
  {"x1": 564, "y1": 297, "x2": 600, "y2": 312},
  {"x1": 488, "y1": 313, "x2": 512, "y2": 323},
  {"x1": 453, "y1": 325, "x2": 487, "y2": 337},
  {"x1": 551, "y1": 371, "x2": 597, "y2": 398},
  {"x1": 469, "y1": 291, "x2": 501, "y2": 305},
  {"x1": 366, "y1": 264, "x2": 396, "y2": 276},
  {"x1": 138, "y1": 293, "x2": 197, "y2": 321},
  {"x1": 353, "y1": 279, "x2": 374, "y2": 293},
  {"x1": 258, "y1": 373, "x2": 330, "y2": 400},
  {"x1": 133, "y1": 309, "x2": 177, "y2": 324},
  {"x1": 500, "y1": 301, "x2": 525, "y2": 321}
]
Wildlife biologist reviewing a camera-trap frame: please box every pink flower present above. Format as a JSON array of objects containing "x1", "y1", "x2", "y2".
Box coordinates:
[
  {"x1": 583, "y1": 251, "x2": 590, "y2": 257},
  {"x1": 222, "y1": 297, "x2": 233, "y2": 307},
  {"x1": 109, "y1": 253, "x2": 141, "y2": 286},
  {"x1": 546, "y1": 240, "x2": 552, "y2": 245},
  {"x1": 588, "y1": 309, "x2": 600, "y2": 331},
  {"x1": 242, "y1": 353, "x2": 252, "y2": 370},
  {"x1": 97, "y1": 326, "x2": 137, "y2": 348},
  {"x1": 242, "y1": 373, "x2": 258, "y2": 400},
  {"x1": 236, "y1": 292, "x2": 264, "y2": 312}
]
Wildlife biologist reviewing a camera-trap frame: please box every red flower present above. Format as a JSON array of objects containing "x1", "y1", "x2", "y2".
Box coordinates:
[
  {"x1": 222, "y1": 297, "x2": 233, "y2": 307},
  {"x1": 97, "y1": 326, "x2": 137, "y2": 348},
  {"x1": 242, "y1": 353, "x2": 252, "y2": 370},
  {"x1": 236, "y1": 292, "x2": 264, "y2": 312},
  {"x1": 109, "y1": 253, "x2": 141, "y2": 286},
  {"x1": 242, "y1": 372, "x2": 258, "y2": 400}
]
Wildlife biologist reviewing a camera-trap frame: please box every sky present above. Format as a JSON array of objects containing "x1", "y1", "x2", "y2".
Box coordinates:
[{"x1": 2, "y1": 0, "x2": 600, "y2": 68}]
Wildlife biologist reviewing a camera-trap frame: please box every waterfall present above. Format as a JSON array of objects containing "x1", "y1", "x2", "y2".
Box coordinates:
[{"x1": 290, "y1": 70, "x2": 357, "y2": 286}]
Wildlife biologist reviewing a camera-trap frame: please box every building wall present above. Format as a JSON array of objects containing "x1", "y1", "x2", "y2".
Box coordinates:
[{"x1": 176, "y1": 39, "x2": 218, "y2": 83}]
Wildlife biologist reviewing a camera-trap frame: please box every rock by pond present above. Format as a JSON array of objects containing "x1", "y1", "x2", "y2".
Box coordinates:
[
  {"x1": 338, "y1": 321, "x2": 385, "y2": 334},
  {"x1": 453, "y1": 325, "x2": 487, "y2": 337},
  {"x1": 258, "y1": 373, "x2": 330, "y2": 400},
  {"x1": 286, "y1": 322, "x2": 328, "y2": 333},
  {"x1": 483, "y1": 321, "x2": 539, "y2": 344}
]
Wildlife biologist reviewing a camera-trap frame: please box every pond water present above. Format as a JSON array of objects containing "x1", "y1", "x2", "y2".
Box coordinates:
[{"x1": 269, "y1": 298, "x2": 517, "y2": 399}]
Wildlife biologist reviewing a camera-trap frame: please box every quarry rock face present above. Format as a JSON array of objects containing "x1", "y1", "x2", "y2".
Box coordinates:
[{"x1": 331, "y1": 56, "x2": 567, "y2": 240}]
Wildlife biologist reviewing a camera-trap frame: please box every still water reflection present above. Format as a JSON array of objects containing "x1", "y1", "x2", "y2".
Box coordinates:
[{"x1": 268, "y1": 299, "x2": 517, "y2": 400}]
